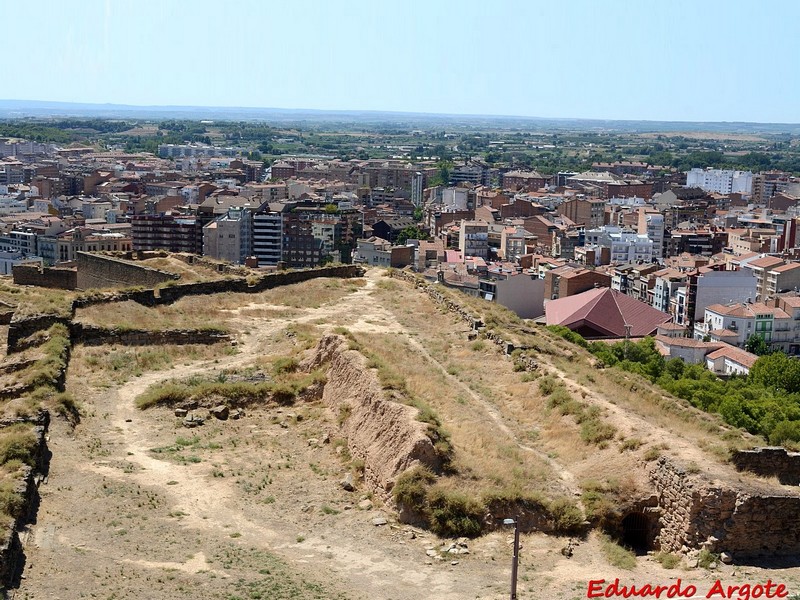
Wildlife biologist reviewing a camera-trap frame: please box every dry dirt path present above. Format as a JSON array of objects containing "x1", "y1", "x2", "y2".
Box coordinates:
[
  {"x1": 15, "y1": 269, "x2": 790, "y2": 600},
  {"x1": 13, "y1": 272, "x2": 534, "y2": 600}
]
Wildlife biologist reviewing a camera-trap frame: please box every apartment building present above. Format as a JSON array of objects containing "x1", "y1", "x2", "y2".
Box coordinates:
[
  {"x1": 354, "y1": 237, "x2": 413, "y2": 268},
  {"x1": 459, "y1": 220, "x2": 489, "y2": 259},
  {"x1": 741, "y1": 255, "x2": 785, "y2": 301},
  {"x1": 566, "y1": 172, "x2": 653, "y2": 199},
  {"x1": 252, "y1": 203, "x2": 285, "y2": 266},
  {"x1": 52, "y1": 227, "x2": 132, "y2": 263},
  {"x1": 131, "y1": 214, "x2": 202, "y2": 254},
  {"x1": 500, "y1": 170, "x2": 551, "y2": 192},
  {"x1": 695, "y1": 301, "x2": 797, "y2": 354},
  {"x1": 584, "y1": 226, "x2": 654, "y2": 264},
  {"x1": 665, "y1": 228, "x2": 727, "y2": 257},
  {"x1": 544, "y1": 265, "x2": 611, "y2": 300},
  {"x1": 203, "y1": 208, "x2": 252, "y2": 265},
  {"x1": 556, "y1": 197, "x2": 605, "y2": 228},
  {"x1": 638, "y1": 208, "x2": 665, "y2": 258},
  {"x1": 686, "y1": 168, "x2": 753, "y2": 195},
  {"x1": 764, "y1": 262, "x2": 800, "y2": 298}
]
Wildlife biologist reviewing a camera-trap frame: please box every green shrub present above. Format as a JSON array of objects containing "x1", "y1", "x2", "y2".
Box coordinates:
[
  {"x1": 600, "y1": 534, "x2": 637, "y2": 569},
  {"x1": 0, "y1": 425, "x2": 39, "y2": 466},
  {"x1": 427, "y1": 488, "x2": 484, "y2": 538},
  {"x1": 136, "y1": 382, "x2": 191, "y2": 409},
  {"x1": 539, "y1": 375, "x2": 557, "y2": 396},
  {"x1": 697, "y1": 548, "x2": 719, "y2": 569},
  {"x1": 643, "y1": 447, "x2": 662, "y2": 461},
  {"x1": 0, "y1": 482, "x2": 25, "y2": 519},
  {"x1": 547, "y1": 497, "x2": 585, "y2": 535},
  {"x1": 654, "y1": 551, "x2": 681, "y2": 569},
  {"x1": 546, "y1": 325, "x2": 589, "y2": 349},
  {"x1": 272, "y1": 357, "x2": 299, "y2": 375},
  {"x1": 581, "y1": 488, "x2": 617, "y2": 528},
  {"x1": 620, "y1": 437, "x2": 643, "y2": 452},
  {"x1": 580, "y1": 419, "x2": 617, "y2": 445},
  {"x1": 393, "y1": 466, "x2": 435, "y2": 511}
]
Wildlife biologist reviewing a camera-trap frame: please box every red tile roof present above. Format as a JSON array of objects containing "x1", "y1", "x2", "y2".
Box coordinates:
[
  {"x1": 705, "y1": 346, "x2": 759, "y2": 369},
  {"x1": 770, "y1": 262, "x2": 800, "y2": 273},
  {"x1": 747, "y1": 256, "x2": 784, "y2": 269},
  {"x1": 709, "y1": 329, "x2": 739, "y2": 338},
  {"x1": 545, "y1": 288, "x2": 671, "y2": 337}
]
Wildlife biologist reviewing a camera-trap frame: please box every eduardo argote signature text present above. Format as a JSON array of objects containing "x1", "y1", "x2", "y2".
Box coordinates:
[{"x1": 587, "y1": 578, "x2": 789, "y2": 600}]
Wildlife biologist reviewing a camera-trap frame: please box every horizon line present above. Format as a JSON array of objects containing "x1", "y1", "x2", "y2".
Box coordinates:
[{"x1": 1, "y1": 98, "x2": 799, "y2": 127}]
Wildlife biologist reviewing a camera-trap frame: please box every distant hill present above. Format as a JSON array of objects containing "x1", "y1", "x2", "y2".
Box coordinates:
[{"x1": 1, "y1": 99, "x2": 799, "y2": 134}]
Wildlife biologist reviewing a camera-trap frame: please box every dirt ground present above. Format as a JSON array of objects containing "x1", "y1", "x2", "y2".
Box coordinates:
[{"x1": 12, "y1": 271, "x2": 800, "y2": 599}]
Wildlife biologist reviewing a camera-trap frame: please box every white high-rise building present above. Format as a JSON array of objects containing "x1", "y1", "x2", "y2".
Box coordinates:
[
  {"x1": 638, "y1": 208, "x2": 665, "y2": 259},
  {"x1": 585, "y1": 226, "x2": 654, "y2": 264},
  {"x1": 686, "y1": 168, "x2": 753, "y2": 195}
]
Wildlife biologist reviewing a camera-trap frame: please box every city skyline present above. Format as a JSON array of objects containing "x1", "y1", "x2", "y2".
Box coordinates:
[{"x1": 2, "y1": 0, "x2": 800, "y2": 124}]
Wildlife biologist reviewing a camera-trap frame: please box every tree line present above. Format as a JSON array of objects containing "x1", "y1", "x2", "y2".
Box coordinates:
[{"x1": 547, "y1": 326, "x2": 800, "y2": 447}]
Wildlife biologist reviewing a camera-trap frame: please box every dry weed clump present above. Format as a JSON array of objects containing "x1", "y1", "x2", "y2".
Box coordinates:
[
  {"x1": 393, "y1": 467, "x2": 584, "y2": 538},
  {"x1": 135, "y1": 364, "x2": 327, "y2": 410},
  {"x1": 541, "y1": 376, "x2": 618, "y2": 447}
]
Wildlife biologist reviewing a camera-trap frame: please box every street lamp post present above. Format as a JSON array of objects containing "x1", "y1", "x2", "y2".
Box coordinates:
[{"x1": 503, "y1": 518, "x2": 520, "y2": 600}]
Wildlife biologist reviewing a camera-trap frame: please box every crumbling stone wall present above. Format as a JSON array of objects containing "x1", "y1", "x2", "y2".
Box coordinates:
[
  {"x1": 649, "y1": 457, "x2": 800, "y2": 559},
  {"x1": 0, "y1": 411, "x2": 50, "y2": 588},
  {"x1": 72, "y1": 324, "x2": 231, "y2": 347},
  {"x1": 75, "y1": 252, "x2": 179, "y2": 290},
  {"x1": 12, "y1": 264, "x2": 77, "y2": 290},
  {"x1": 7, "y1": 315, "x2": 72, "y2": 354},
  {"x1": 308, "y1": 335, "x2": 442, "y2": 500},
  {"x1": 731, "y1": 447, "x2": 800, "y2": 485}
]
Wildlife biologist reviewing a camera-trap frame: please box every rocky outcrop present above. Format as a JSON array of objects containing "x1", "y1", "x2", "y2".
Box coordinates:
[{"x1": 311, "y1": 335, "x2": 442, "y2": 499}]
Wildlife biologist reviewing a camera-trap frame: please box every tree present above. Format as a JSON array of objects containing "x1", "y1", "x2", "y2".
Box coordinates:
[
  {"x1": 397, "y1": 226, "x2": 428, "y2": 245},
  {"x1": 745, "y1": 334, "x2": 771, "y2": 356},
  {"x1": 750, "y1": 352, "x2": 800, "y2": 393}
]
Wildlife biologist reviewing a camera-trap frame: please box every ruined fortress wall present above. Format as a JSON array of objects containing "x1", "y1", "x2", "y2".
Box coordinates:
[
  {"x1": 73, "y1": 324, "x2": 231, "y2": 347},
  {"x1": 8, "y1": 265, "x2": 363, "y2": 352},
  {"x1": 75, "y1": 253, "x2": 178, "y2": 290},
  {"x1": 7, "y1": 315, "x2": 72, "y2": 354},
  {"x1": 731, "y1": 447, "x2": 800, "y2": 485},
  {"x1": 12, "y1": 264, "x2": 77, "y2": 290},
  {"x1": 649, "y1": 457, "x2": 800, "y2": 559},
  {"x1": 311, "y1": 335, "x2": 441, "y2": 500}
]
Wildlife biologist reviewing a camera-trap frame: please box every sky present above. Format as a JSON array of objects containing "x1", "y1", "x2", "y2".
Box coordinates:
[{"x1": 2, "y1": 0, "x2": 799, "y2": 123}]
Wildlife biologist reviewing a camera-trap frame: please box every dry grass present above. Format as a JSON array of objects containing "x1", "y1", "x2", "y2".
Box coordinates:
[
  {"x1": 139, "y1": 256, "x2": 231, "y2": 282},
  {"x1": 75, "y1": 278, "x2": 365, "y2": 331},
  {"x1": 0, "y1": 281, "x2": 76, "y2": 319},
  {"x1": 70, "y1": 343, "x2": 236, "y2": 386},
  {"x1": 75, "y1": 299, "x2": 234, "y2": 331},
  {"x1": 373, "y1": 274, "x2": 764, "y2": 504},
  {"x1": 348, "y1": 325, "x2": 562, "y2": 500},
  {"x1": 253, "y1": 277, "x2": 366, "y2": 309}
]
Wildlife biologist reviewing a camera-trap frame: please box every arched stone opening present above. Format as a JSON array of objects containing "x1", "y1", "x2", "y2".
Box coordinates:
[{"x1": 620, "y1": 511, "x2": 652, "y2": 555}]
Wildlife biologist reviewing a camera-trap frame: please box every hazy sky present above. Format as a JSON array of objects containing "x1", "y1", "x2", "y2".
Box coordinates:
[{"x1": 3, "y1": 0, "x2": 799, "y2": 123}]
